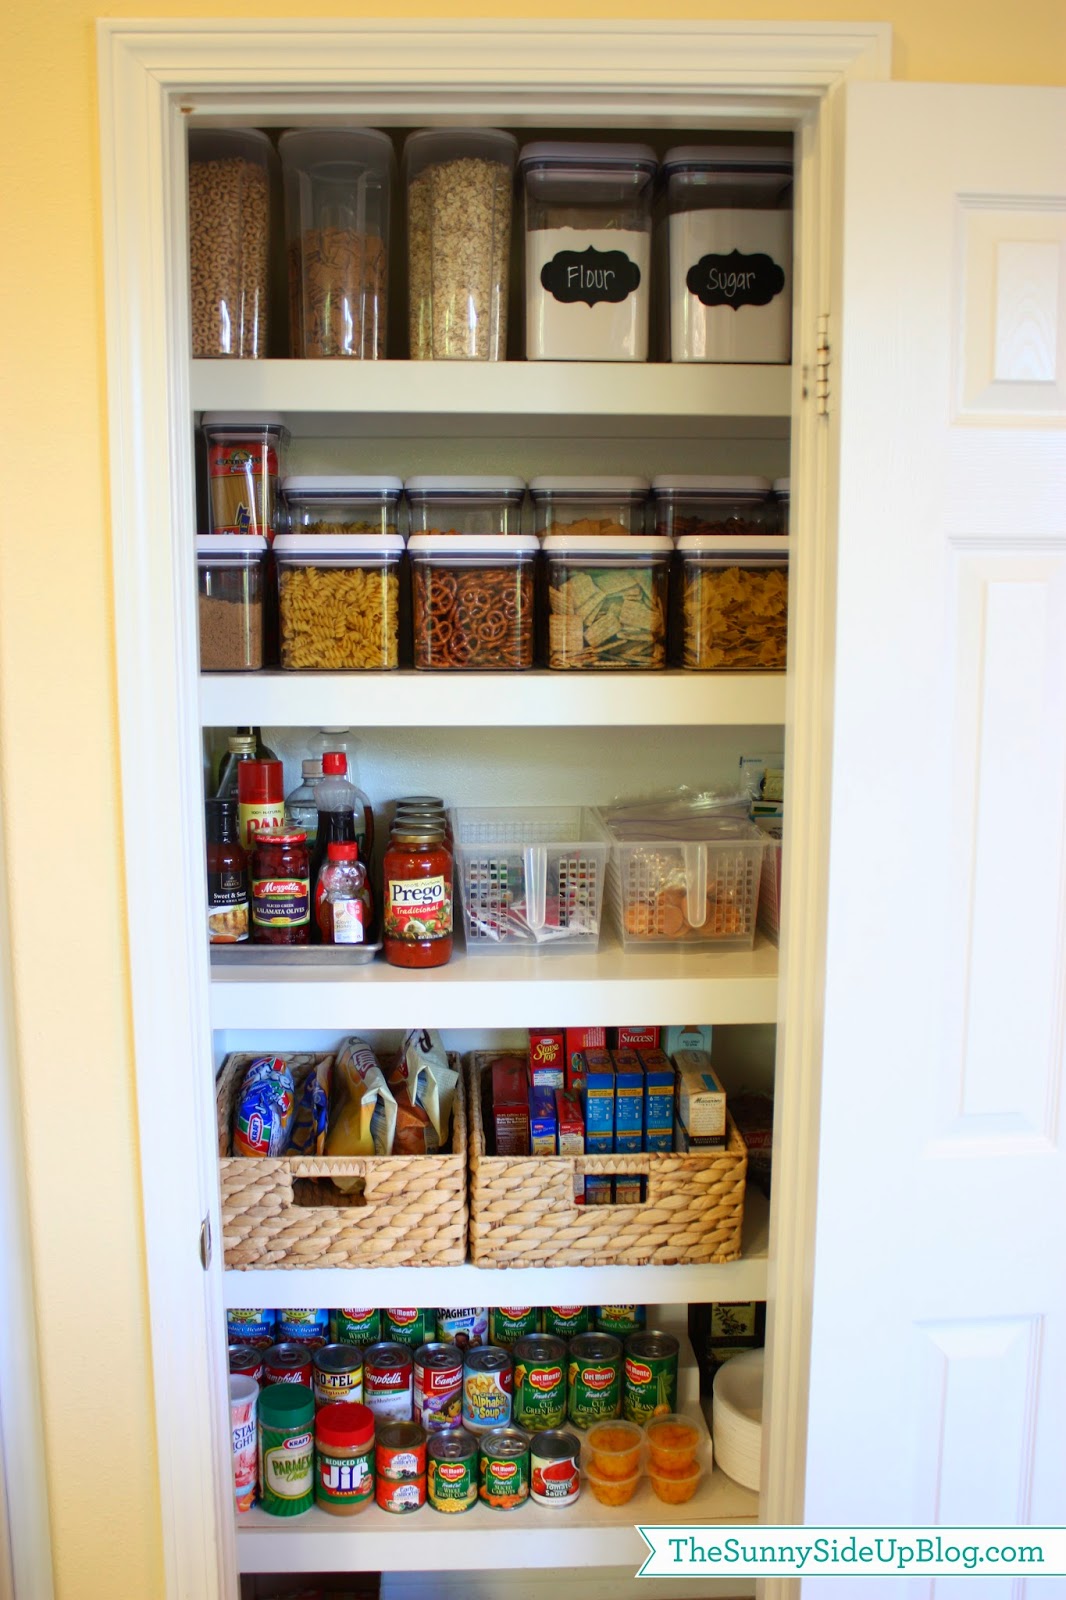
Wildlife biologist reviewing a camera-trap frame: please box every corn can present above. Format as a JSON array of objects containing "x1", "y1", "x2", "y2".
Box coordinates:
[
  {"x1": 427, "y1": 1426, "x2": 478, "y2": 1514},
  {"x1": 384, "y1": 1308, "x2": 438, "y2": 1347},
  {"x1": 330, "y1": 1308, "x2": 381, "y2": 1347}
]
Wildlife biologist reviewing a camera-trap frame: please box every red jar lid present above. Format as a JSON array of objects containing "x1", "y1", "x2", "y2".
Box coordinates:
[
  {"x1": 328, "y1": 842, "x2": 359, "y2": 861},
  {"x1": 237, "y1": 758, "x2": 283, "y2": 803},
  {"x1": 257, "y1": 831, "x2": 307, "y2": 847},
  {"x1": 316, "y1": 1401, "x2": 375, "y2": 1450}
]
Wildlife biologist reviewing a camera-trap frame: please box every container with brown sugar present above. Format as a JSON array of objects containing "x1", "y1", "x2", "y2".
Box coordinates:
[
  {"x1": 196, "y1": 536, "x2": 266, "y2": 671},
  {"x1": 409, "y1": 534, "x2": 538, "y2": 671}
]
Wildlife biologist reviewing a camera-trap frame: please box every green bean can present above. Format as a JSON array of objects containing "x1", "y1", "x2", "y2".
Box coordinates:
[
  {"x1": 384, "y1": 1308, "x2": 437, "y2": 1347},
  {"x1": 623, "y1": 1330, "x2": 679, "y2": 1424},
  {"x1": 512, "y1": 1334, "x2": 567, "y2": 1431},
  {"x1": 489, "y1": 1306, "x2": 541, "y2": 1347},
  {"x1": 330, "y1": 1308, "x2": 381, "y2": 1347},
  {"x1": 566, "y1": 1332, "x2": 622, "y2": 1430},
  {"x1": 258, "y1": 1383, "x2": 315, "y2": 1516},
  {"x1": 543, "y1": 1305, "x2": 590, "y2": 1339},
  {"x1": 596, "y1": 1305, "x2": 646, "y2": 1338}
]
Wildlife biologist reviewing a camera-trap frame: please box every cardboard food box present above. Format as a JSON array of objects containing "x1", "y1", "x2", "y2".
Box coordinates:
[
  {"x1": 584, "y1": 1176, "x2": 613, "y2": 1205},
  {"x1": 529, "y1": 1085, "x2": 558, "y2": 1156},
  {"x1": 611, "y1": 1049, "x2": 644, "y2": 1153},
  {"x1": 613, "y1": 1026, "x2": 660, "y2": 1050},
  {"x1": 528, "y1": 1027, "x2": 565, "y2": 1089},
  {"x1": 638, "y1": 1047, "x2": 676, "y2": 1152},
  {"x1": 662, "y1": 1024, "x2": 713, "y2": 1057},
  {"x1": 613, "y1": 1175, "x2": 644, "y2": 1205},
  {"x1": 555, "y1": 1087, "x2": 586, "y2": 1203},
  {"x1": 565, "y1": 1027, "x2": 607, "y2": 1091},
  {"x1": 674, "y1": 1117, "x2": 727, "y2": 1152},
  {"x1": 674, "y1": 1050, "x2": 727, "y2": 1140},
  {"x1": 492, "y1": 1057, "x2": 531, "y2": 1155},
  {"x1": 581, "y1": 1051, "x2": 615, "y2": 1153}
]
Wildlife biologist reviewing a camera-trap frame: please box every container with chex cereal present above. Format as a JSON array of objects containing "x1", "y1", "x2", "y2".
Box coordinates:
[{"x1": 543, "y1": 535, "x2": 671, "y2": 669}]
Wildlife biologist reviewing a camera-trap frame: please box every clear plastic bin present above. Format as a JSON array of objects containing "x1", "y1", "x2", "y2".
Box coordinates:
[
  {"x1": 453, "y1": 806, "x2": 609, "y2": 951},
  {"x1": 519, "y1": 142, "x2": 657, "y2": 361},
  {"x1": 409, "y1": 534, "x2": 538, "y2": 670},
  {"x1": 771, "y1": 477, "x2": 790, "y2": 535},
  {"x1": 530, "y1": 476, "x2": 649, "y2": 538},
  {"x1": 677, "y1": 534, "x2": 788, "y2": 671},
  {"x1": 279, "y1": 128, "x2": 393, "y2": 359},
  {"x1": 404, "y1": 128, "x2": 518, "y2": 360},
  {"x1": 274, "y1": 533, "x2": 403, "y2": 670},
  {"x1": 202, "y1": 412, "x2": 288, "y2": 543},
  {"x1": 196, "y1": 535, "x2": 266, "y2": 671},
  {"x1": 600, "y1": 812, "x2": 767, "y2": 949},
  {"x1": 282, "y1": 475, "x2": 404, "y2": 536},
  {"x1": 651, "y1": 475, "x2": 772, "y2": 538},
  {"x1": 405, "y1": 476, "x2": 526, "y2": 537},
  {"x1": 542, "y1": 535, "x2": 670, "y2": 670},
  {"x1": 188, "y1": 129, "x2": 273, "y2": 359}
]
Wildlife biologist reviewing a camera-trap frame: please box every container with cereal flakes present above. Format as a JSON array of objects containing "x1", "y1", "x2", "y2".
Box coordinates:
[
  {"x1": 409, "y1": 534, "x2": 538, "y2": 670},
  {"x1": 530, "y1": 476, "x2": 649, "y2": 539},
  {"x1": 543, "y1": 535, "x2": 670, "y2": 670},
  {"x1": 677, "y1": 534, "x2": 788, "y2": 672},
  {"x1": 406, "y1": 476, "x2": 526, "y2": 538},
  {"x1": 274, "y1": 534, "x2": 403, "y2": 670}
]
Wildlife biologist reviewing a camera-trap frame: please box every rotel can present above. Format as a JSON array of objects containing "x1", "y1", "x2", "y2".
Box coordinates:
[
  {"x1": 596, "y1": 1305, "x2": 647, "y2": 1338},
  {"x1": 489, "y1": 1307, "x2": 540, "y2": 1347},
  {"x1": 427, "y1": 1426, "x2": 478, "y2": 1514},
  {"x1": 543, "y1": 1305, "x2": 590, "y2": 1339},
  {"x1": 478, "y1": 1425, "x2": 530, "y2": 1510},
  {"x1": 276, "y1": 1308, "x2": 329, "y2": 1347},
  {"x1": 512, "y1": 1334, "x2": 567, "y2": 1431},
  {"x1": 567, "y1": 1332, "x2": 622, "y2": 1429},
  {"x1": 413, "y1": 1342, "x2": 463, "y2": 1432},
  {"x1": 263, "y1": 1342, "x2": 313, "y2": 1389},
  {"x1": 313, "y1": 1344, "x2": 364, "y2": 1407},
  {"x1": 375, "y1": 1420, "x2": 427, "y2": 1514},
  {"x1": 229, "y1": 1344, "x2": 265, "y2": 1386},
  {"x1": 462, "y1": 1346, "x2": 513, "y2": 1433},
  {"x1": 623, "y1": 1330, "x2": 679, "y2": 1425},
  {"x1": 530, "y1": 1428, "x2": 581, "y2": 1506},
  {"x1": 227, "y1": 1308, "x2": 276, "y2": 1348},
  {"x1": 384, "y1": 1308, "x2": 437, "y2": 1347},
  {"x1": 363, "y1": 1341, "x2": 414, "y2": 1423},
  {"x1": 330, "y1": 1308, "x2": 381, "y2": 1347}
]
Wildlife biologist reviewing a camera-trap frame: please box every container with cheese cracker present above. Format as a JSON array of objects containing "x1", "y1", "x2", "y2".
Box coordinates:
[{"x1": 542, "y1": 534, "x2": 670, "y2": 670}]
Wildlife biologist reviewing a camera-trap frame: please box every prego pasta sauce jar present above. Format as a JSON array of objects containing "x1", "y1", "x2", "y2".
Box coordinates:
[{"x1": 383, "y1": 823, "x2": 453, "y2": 968}]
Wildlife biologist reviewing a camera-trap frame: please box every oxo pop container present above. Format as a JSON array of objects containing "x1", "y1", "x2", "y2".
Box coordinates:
[
  {"x1": 202, "y1": 413, "x2": 288, "y2": 543},
  {"x1": 542, "y1": 535, "x2": 670, "y2": 670},
  {"x1": 677, "y1": 534, "x2": 788, "y2": 672},
  {"x1": 408, "y1": 534, "x2": 538, "y2": 671},
  {"x1": 274, "y1": 534, "x2": 404, "y2": 670},
  {"x1": 282, "y1": 475, "x2": 404, "y2": 537},
  {"x1": 600, "y1": 812, "x2": 767, "y2": 950},
  {"x1": 196, "y1": 535, "x2": 267, "y2": 671},
  {"x1": 405, "y1": 476, "x2": 526, "y2": 538},
  {"x1": 530, "y1": 477, "x2": 649, "y2": 538},
  {"x1": 519, "y1": 143, "x2": 657, "y2": 361},
  {"x1": 651, "y1": 475, "x2": 773, "y2": 539},
  {"x1": 188, "y1": 129, "x2": 273, "y2": 359},
  {"x1": 772, "y1": 477, "x2": 790, "y2": 535},
  {"x1": 453, "y1": 806, "x2": 609, "y2": 951}
]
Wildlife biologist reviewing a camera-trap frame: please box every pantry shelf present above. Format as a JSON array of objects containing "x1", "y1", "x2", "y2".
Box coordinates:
[
  {"x1": 208, "y1": 934, "x2": 779, "y2": 1029},
  {"x1": 200, "y1": 670, "x2": 786, "y2": 729},
  {"x1": 190, "y1": 359, "x2": 791, "y2": 439}
]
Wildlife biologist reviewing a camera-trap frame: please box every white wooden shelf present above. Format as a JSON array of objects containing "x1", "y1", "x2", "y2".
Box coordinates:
[
  {"x1": 209, "y1": 933, "x2": 779, "y2": 1029},
  {"x1": 200, "y1": 670, "x2": 786, "y2": 730},
  {"x1": 191, "y1": 359, "x2": 791, "y2": 439}
]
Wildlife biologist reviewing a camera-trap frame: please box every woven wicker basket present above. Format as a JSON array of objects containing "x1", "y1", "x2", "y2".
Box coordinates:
[
  {"x1": 467, "y1": 1053, "x2": 747, "y2": 1267},
  {"x1": 217, "y1": 1051, "x2": 467, "y2": 1269}
]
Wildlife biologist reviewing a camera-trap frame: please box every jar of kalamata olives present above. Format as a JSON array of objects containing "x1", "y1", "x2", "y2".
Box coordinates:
[{"x1": 251, "y1": 830, "x2": 311, "y2": 945}]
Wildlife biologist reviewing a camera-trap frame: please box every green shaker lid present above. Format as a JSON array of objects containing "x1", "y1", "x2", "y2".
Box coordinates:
[{"x1": 258, "y1": 1383, "x2": 314, "y2": 1427}]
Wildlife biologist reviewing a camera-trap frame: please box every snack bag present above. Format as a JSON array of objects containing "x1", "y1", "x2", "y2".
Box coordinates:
[
  {"x1": 232, "y1": 1056, "x2": 295, "y2": 1157},
  {"x1": 388, "y1": 1029, "x2": 459, "y2": 1154},
  {"x1": 326, "y1": 1037, "x2": 398, "y2": 1173},
  {"x1": 287, "y1": 1056, "x2": 331, "y2": 1156}
]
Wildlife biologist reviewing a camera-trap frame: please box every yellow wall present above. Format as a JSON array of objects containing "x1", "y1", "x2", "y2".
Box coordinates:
[{"x1": 0, "y1": 3, "x2": 1062, "y2": 1597}]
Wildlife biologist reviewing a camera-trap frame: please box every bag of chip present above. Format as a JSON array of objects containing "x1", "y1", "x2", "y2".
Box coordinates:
[
  {"x1": 287, "y1": 1056, "x2": 331, "y2": 1156},
  {"x1": 232, "y1": 1055, "x2": 296, "y2": 1157},
  {"x1": 386, "y1": 1029, "x2": 458, "y2": 1154},
  {"x1": 326, "y1": 1037, "x2": 398, "y2": 1171}
]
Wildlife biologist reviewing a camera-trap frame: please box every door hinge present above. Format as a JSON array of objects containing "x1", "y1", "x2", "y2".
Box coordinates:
[
  {"x1": 815, "y1": 313, "x2": 830, "y2": 417},
  {"x1": 199, "y1": 1215, "x2": 212, "y2": 1271}
]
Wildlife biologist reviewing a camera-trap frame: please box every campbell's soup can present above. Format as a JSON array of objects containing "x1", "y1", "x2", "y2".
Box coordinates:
[
  {"x1": 229, "y1": 1344, "x2": 265, "y2": 1386},
  {"x1": 227, "y1": 1308, "x2": 276, "y2": 1348},
  {"x1": 530, "y1": 1428, "x2": 581, "y2": 1506},
  {"x1": 363, "y1": 1341, "x2": 414, "y2": 1422},
  {"x1": 437, "y1": 1307, "x2": 488, "y2": 1349},
  {"x1": 384, "y1": 1308, "x2": 437, "y2": 1347},
  {"x1": 263, "y1": 1341, "x2": 313, "y2": 1388},
  {"x1": 330, "y1": 1308, "x2": 381, "y2": 1347},
  {"x1": 512, "y1": 1334, "x2": 567, "y2": 1431},
  {"x1": 543, "y1": 1306, "x2": 590, "y2": 1339},
  {"x1": 566, "y1": 1333, "x2": 622, "y2": 1429},
  {"x1": 427, "y1": 1425, "x2": 478, "y2": 1514},
  {"x1": 313, "y1": 1344, "x2": 364, "y2": 1407},
  {"x1": 462, "y1": 1347, "x2": 513, "y2": 1434},
  {"x1": 596, "y1": 1305, "x2": 647, "y2": 1338},
  {"x1": 414, "y1": 1342, "x2": 463, "y2": 1432},
  {"x1": 489, "y1": 1307, "x2": 540, "y2": 1347},
  {"x1": 276, "y1": 1308, "x2": 329, "y2": 1347},
  {"x1": 375, "y1": 1420, "x2": 427, "y2": 1514}
]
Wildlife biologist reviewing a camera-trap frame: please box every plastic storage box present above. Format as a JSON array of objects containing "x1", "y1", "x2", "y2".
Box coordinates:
[
  {"x1": 405, "y1": 476, "x2": 526, "y2": 538},
  {"x1": 188, "y1": 129, "x2": 273, "y2": 359},
  {"x1": 530, "y1": 476, "x2": 649, "y2": 538},
  {"x1": 542, "y1": 534, "x2": 670, "y2": 669},
  {"x1": 651, "y1": 475, "x2": 773, "y2": 538},
  {"x1": 274, "y1": 533, "x2": 404, "y2": 670},
  {"x1": 282, "y1": 475, "x2": 404, "y2": 536},
  {"x1": 409, "y1": 533, "x2": 538, "y2": 670},
  {"x1": 600, "y1": 812, "x2": 767, "y2": 949},
  {"x1": 676, "y1": 533, "x2": 788, "y2": 671},
  {"x1": 201, "y1": 412, "x2": 287, "y2": 543},
  {"x1": 196, "y1": 535, "x2": 266, "y2": 671},
  {"x1": 452, "y1": 805, "x2": 610, "y2": 951}
]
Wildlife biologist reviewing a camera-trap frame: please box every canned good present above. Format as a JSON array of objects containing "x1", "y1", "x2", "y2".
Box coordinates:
[
  {"x1": 530, "y1": 1428, "x2": 581, "y2": 1506},
  {"x1": 478, "y1": 1425, "x2": 530, "y2": 1511},
  {"x1": 623, "y1": 1331, "x2": 679, "y2": 1424},
  {"x1": 543, "y1": 1306, "x2": 590, "y2": 1339},
  {"x1": 363, "y1": 1341, "x2": 414, "y2": 1422},
  {"x1": 330, "y1": 1308, "x2": 381, "y2": 1347},
  {"x1": 229, "y1": 1344, "x2": 265, "y2": 1386},
  {"x1": 427, "y1": 1427, "x2": 478, "y2": 1514},
  {"x1": 276, "y1": 1308, "x2": 329, "y2": 1347},
  {"x1": 384, "y1": 1308, "x2": 438, "y2": 1347},
  {"x1": 512, "y1": 1334, "x2": 567, "y2": 1431},
  {"x1": 437, "y1": 1307, "x2": 488, "y2": 1349},
  {"x1": 489, "y1": 1307, "x2": 540, "y2": 1347},
  {"x1": 414, "y1": 1342, "x2": 463, "y2": 1432},
  {"x1": 263, "y1": 1342, "x2": 313, "y2": 1389},
  {"x1": 375, "y1": 1421, "x2": 427, "y2": 1514},
  {"x1": 313, "y1": 1344, "x2": 364, "y2": 1407},
  {"x1": 227, "y1": 1308, "x2": 276, "y2": 1348},
  {"x1": 462, "y1": 1346, "x2": 514, "y2": 1433},
  {"x1": 596, "y1": 1305, "x2": 647, "y2": 1338},
  {"x1": 567, "y1": 1333, "x2": 622, "y2": 1429}
]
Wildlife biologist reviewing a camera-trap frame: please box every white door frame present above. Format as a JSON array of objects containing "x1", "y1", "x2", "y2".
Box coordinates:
[{"x1": 95, "y1": 20, "x2": 888, "y2": 1598}]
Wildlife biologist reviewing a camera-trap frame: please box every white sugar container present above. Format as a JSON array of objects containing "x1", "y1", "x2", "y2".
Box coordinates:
[{"x1": 663, "y1": 146, "x2": 793, "y2": 364}]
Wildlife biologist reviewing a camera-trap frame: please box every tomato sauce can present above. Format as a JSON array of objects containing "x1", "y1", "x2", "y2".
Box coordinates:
[
  {"x1": 596, "y1": 1305, "x2": 647, "y2": 1338},
  {"x1": 462, "y1": 1346, "x2": 513, "y2": 1433},
  {"x1": 414, "y1": 1342, "x2": 463, "y2": 1431},
  {"x1": 263, "y1": 1342, "x2": 313, "y2": 1388},
  {"x1": 330, "y1": 1308, "x2": 381, "y2": 1347},
  {"x1": 543, "y1": 1305, "x2": 590, "y2": 1339},
  {"x1": 363, "y1": 1341, "x2": 414, "y2": 1422},
  {"x1": 384, "y1": 1308, "x2": 438, "y2": 1347},
  {"x1": 427, "y1": 1427, "x2": 478, "y2": 1514},
  {"x1": 313, "y1": 1344, "x2": 364, "y2": 1407},
  {"x1": 227, "y1": 1308, "x2": 277, "y2": 1348},
  {"x1": 276, "y1": 1308, "x2": 329, "y2": 1347},
  {"x1": 623, "y1": 1330, "x2": 679, "y2": 1424},
  {"x1": 478, "y1": 1426, "x2": 530, "y2": 1510},
  {"x1": 375, "y1": 1420, "x2": 427, "y2": 1513},
  {"x1": 489, "y1": 1307, "x2": 541, "y2": 1347},
  {"x1": 229, "y1": 1344, "x2": 265, "y2": 1386},
  {"x1": 512, "y1": 1334, "x2": 567, "y2": 1431},
  {"x1": 530, "y1": 1428, "x2": 581, "y2": 1506},
  {"x1": 567, "y1": 1333, "x2": 622, "y2": 1429}
]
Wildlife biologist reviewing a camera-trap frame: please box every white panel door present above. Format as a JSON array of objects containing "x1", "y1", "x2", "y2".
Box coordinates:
[{"x1": 804, "y1": 83, "x2": 1066, "y2": 1594}]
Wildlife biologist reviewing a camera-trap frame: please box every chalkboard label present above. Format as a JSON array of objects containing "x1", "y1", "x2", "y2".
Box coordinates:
[
  {"x1": 540, "y1": 247, "x2": 641, "y2": 306},
  {"x1": 686, "y1": 250, "x2": 786, "y2": 309}
]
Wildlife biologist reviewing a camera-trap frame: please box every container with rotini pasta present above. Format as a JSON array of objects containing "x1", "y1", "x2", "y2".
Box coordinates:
[
  {"x1": 274, "y1": 534, "x2": 404, "y2": 671},
  {"x1": 676, "y1": 534, "x2": 788, "y2": 671},
  {"x1": 408, "y1": 534, "x2": 538, "y2": 671}
]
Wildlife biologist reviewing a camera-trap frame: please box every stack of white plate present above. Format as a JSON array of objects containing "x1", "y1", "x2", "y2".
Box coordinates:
[{"x1": 711, "y1": 1348, "x2": 764, "y2": 1490}]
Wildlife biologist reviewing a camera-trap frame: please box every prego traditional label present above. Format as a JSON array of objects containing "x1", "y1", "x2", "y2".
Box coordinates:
[{"x1": 384, "y1": 874, "x2": 451, "y2": 943}]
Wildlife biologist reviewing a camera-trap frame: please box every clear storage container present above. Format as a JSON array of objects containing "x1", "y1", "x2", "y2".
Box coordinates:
[
  {"x1": 677, "y1": 534, "x2": 788, "y2": 671},
  {"x1": 280, "y1": 129, "x2": 394, "y2": 359},
  {"x1": 202, "y1": 412, "x2": 288, "y2": 543},
  {"x1": 405, "y1": 476, "x2": 525, "y2": 537},
  {"x1": 651, "y1": 475, "x2": 772, "y2": 538},
  {"x1": 530, "y1": 476, "x2": 649, "y2": 538},
  {"x1": 188, "y1": 129, "x2": 273, "y2": 359},
  {"x1": 409, "y1": 534, "x2": 538, "y2": 670},
  {"x1": 600, "y1": 811, "x2": 767, "y2": 949},
  {"x1": 196, "y1": 535, "x2": 267, "y2": 671},
  {"x1": 519, "y1": 143, "x2": 657, "y2": 361},
  {"x1": 274, "y1": 533, "x2": 404, "y2": 670},
  {"x1": 453, "y1": 805, "x2": 609, "y2": 951},
  {"x1": 542, "y1": 535, "x2": 670, "y2": 670},
  {"x1": 662, "y1": 146, "x2": 793, "y2": 364},
  {"x1": 404, "y1": 128, "x2": 518, "y2": 361},
  {"x1": 772, "y1": 477, "x2": 790, "y2": 535},
  {"x1": 282, "y1": 475, "x2": 404, "y2": 536}
]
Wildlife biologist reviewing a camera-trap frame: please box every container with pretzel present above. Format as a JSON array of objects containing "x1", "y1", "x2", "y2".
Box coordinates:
[{"x1": 409, "y1": 534, "x2": 538, "y2": 670}]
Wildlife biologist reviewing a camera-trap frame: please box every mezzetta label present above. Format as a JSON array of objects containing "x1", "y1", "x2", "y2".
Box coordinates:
[
  {"x1": 541, "y1": 246, "x2": 641, "y2": 306},
  {"x1": 686, "y1": 249, "x2": 786, "y2": 309}
]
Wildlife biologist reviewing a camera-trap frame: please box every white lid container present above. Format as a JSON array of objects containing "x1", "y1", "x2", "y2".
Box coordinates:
[
  {"x1": 529, "y1": 476, "x2": 649, "y2": 494},
  {"x1": 282, "y1": 475, "x2": 404, "y2": 536},
  {"x1": 201, "y1": 416, "x2": 287, "y2": 542},
  {"x1": 282, "y1": 475, "x2": 404, "y2": 496},
  {"x1": 196, "y1": 536, "x2": 267, "y2": 672},
  {"x1": 188, "y1": 130, "x2": 274, "y2": 360},
  {"x1": 677, "y1": 535, "x2": 788, "y2": 673},
  {"x1": 407, "y1": 533, "x2": 539, "y2": 557},
  {"x1": 196, "y1": 535, "x2": 269, "y2": 556},
  {"x1": 652, "y1": 478, "x2": 775, "y2": 538},
  {"x1": 406, "y1": 477, "x2": 526, "y2": 537},
  {"x1": 408, "y1": 535, "x2": 538, "y2": 672},
  {"x1": 273, "y1": 533, "x2": 405, "y2": 560},
  {"x1": 542, "y1": 535, "x2": 670, "y2": 671},
  {"x1": 274, "y1": 534, "x2": 404, "y2": 672}
]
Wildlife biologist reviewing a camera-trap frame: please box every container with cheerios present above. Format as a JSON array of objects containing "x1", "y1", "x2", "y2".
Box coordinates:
[
  {"x1": 409, "y1": 534, "x2": 538, "y2": 670},
  {"x1": 676, "y1": 534, "x2": 788, "y2": 672},
  {"x1": 274, "y1": 534, "x2": 404, "y2": 670}
]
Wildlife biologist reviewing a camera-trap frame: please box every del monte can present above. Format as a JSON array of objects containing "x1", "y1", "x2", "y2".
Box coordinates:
[
  {"x1": 512, "y1": 1334, "x2": 567, "y2": 1431},
  {"x1": 623, "y1": 1330, "x2": 679, "y2": 1424},
  {"x1": 567, "y1": 1332, "x2": 622, "y2": 1429}
]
